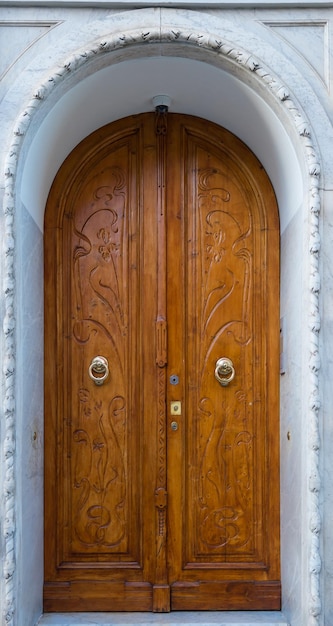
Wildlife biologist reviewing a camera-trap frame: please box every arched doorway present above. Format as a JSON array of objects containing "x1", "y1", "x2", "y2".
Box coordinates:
[{"x1": 44, "y1": 112, "x2": 280, "y2": 613}]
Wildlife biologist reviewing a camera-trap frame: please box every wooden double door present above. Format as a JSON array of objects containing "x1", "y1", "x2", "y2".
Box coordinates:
[{"x1": 44, "y1": 113, "x2": 280, "y2": 612}]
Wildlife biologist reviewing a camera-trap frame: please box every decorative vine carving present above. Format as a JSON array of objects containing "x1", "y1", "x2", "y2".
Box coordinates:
[
  {"x1": 68, "y1": 167, "x2": 129, "y2": 554},
  {"x1": 197, "y1": 400, "x2": 252, "y2": 552},
  {"x1": 73, "y1": 391, "x2": 127, "y2": 549},
  {"x1": 73, "y1": 174, "x2": 127, "y2": 346},
  {"x1": 194, "y1": 166, "x2": 254, "y2": 557},
  {"x1": 97, "y1": 227, "x2": 120, "y2": 261}
]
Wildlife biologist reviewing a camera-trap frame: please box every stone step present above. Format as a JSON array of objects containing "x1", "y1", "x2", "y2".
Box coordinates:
[{"x1": 37, "y1": 612, "x2": 290, "y2": 626}]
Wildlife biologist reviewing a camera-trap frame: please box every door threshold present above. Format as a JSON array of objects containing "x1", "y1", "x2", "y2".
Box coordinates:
[{"x1": 37, "y1": 612, "x2": 290, "y2": 626}]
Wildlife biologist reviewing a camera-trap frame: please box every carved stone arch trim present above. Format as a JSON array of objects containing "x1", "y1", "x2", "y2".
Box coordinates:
[{"x1": 2, "y1": 24, "x2": 321, "y2": 626}]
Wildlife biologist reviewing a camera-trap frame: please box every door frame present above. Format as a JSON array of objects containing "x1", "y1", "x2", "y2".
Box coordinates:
[{"x1": 1, "y1": 16, "x2": 322, "y2": 626}]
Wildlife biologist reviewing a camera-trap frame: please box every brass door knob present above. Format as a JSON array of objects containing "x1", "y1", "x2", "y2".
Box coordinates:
[
  {"x1": 214, "y1": 357, "x2": 235, "y2": 387},
  {"x1": 88, "y1": 356, "x2": 109, "y2": 386}
]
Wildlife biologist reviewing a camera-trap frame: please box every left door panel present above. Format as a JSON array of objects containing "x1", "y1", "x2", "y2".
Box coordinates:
[{"x1": 44, "y1": 116, "x2": 157, "y2": 611}]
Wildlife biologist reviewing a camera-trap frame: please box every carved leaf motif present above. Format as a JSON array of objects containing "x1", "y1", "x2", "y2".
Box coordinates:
[
  {"x1": 206, "y1": 210, "x2": 227, "y2": 263},
  {"x1": 97, "y1": 227, "x2": 120, "y2": 261},
  {"x1": 72, "y1": 169, "x2": 128, "y2": 347},
  {"x1": 69, "y1": 164, "x2": 130, "y2": 552},
  {"x1": 200, "y1": 507, "x2": 241, "y2": 549},
  {"x1": 198, "y1": 168, "x2": 230, "y2": 201},
  {"x1": 73, "y1": 393, "x2": 127, "y2": 549},
  {"x1": 197, "y1": 400, "x2": 252, "y2": 551},
  {"x1": 193, "y1": 165, "x2": 254, "y2": 556}
]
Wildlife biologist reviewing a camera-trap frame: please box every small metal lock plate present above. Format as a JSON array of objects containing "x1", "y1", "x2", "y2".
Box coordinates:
[
  {"x1": 170, "y1": 401, "x2": 181, "y2": 415},
  {"x1": 170, "y1": 374, "x2": 179, "y2": 385},
  {"x1": 171, "y1": 421, "x2": 178, "y2": 431}
]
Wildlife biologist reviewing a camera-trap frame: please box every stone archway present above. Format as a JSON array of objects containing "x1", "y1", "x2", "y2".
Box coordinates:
[{"x1": 2, "y1": 13, "x2": 321, "y2": 626}]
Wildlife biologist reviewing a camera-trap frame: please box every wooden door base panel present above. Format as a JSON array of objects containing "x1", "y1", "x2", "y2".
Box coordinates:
[
  {"x1": 43, "y1": 582, "x2": 153, "y2": 612},
  {"x1": 44, "y1": 580, "x2": 280, "y2": 613},
  {"x1": 171, "y1": 581, "x2": 281, "y2": 611}
]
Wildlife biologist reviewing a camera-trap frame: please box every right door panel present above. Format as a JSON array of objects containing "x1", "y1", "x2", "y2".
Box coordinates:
[{"x1": 166, "y1": 116, "x2": 280, "y2": 610}]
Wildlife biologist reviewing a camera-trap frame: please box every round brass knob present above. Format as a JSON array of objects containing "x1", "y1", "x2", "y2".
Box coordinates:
[
  {"x1": 214, "y1": 357, "x2": 235, "y2": 387},
  {"x1": 88, "y1": 356, "x2": 109, "y2": 386}
]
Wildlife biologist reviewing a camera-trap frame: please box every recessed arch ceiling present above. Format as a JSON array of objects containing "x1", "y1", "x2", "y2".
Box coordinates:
[{"x1": 21, "y1": 55, "x2": 302, "y2": 232}]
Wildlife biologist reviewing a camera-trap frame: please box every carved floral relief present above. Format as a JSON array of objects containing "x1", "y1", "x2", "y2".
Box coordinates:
[
  {"x1": 189, "y1": 162, "x2": 255, "y2": 559},
  {"x1": 70, "y1": 166, "x2": 131, "y2": 554}
]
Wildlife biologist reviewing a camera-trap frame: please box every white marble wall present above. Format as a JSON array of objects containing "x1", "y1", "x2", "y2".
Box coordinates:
[
  {"x1": 280, "y1": 207, "x2": 307, "y2": 626},
  {"x1": 15, "y1": 202, "x2": 44, "y2": 624},
  {"x1": 0, "y1": 3, "x2": 332, "y2": 626}
]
